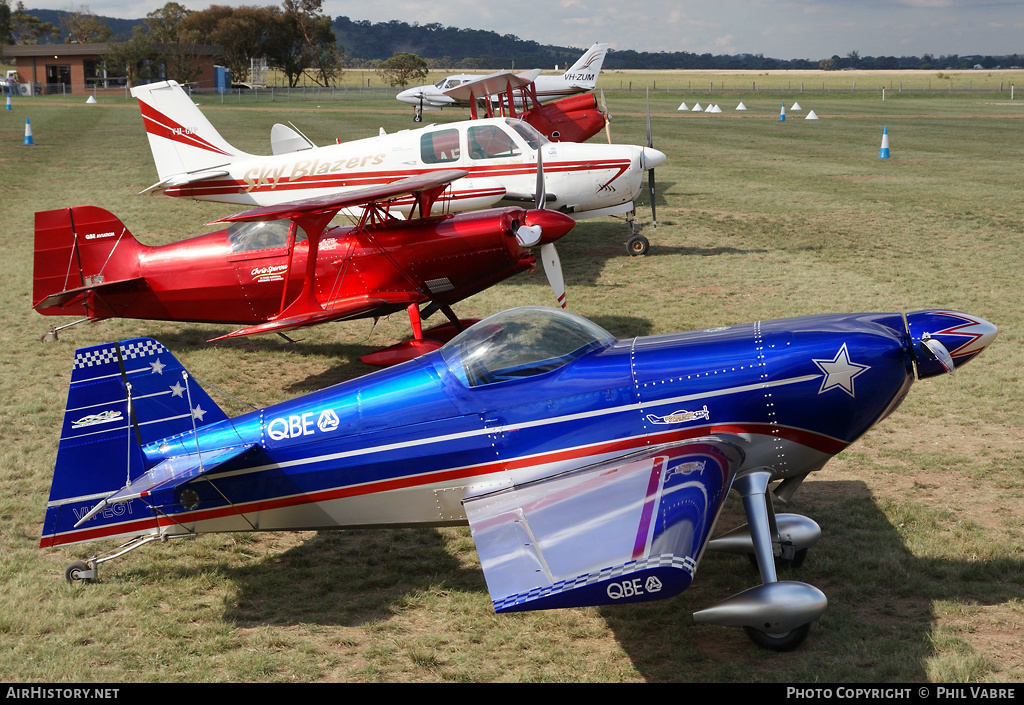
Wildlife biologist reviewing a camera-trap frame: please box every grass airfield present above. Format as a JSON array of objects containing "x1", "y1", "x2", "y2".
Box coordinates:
[{"x1": 1, "y1": 79, "x2": 1023, "y2": 682}]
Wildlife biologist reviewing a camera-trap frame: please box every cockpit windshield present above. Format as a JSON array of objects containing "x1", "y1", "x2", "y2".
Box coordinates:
[
  {"x1": 507, "y1": 119, "x2": 548, "y2": 150},
  {"x1": 440, "y1": 307, "x2": 615, "y2": 387}
]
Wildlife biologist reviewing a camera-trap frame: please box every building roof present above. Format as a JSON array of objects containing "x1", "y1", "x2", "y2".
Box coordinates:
[{"x1": 2, "y1": 43, "x2": 223, "y2": 59}]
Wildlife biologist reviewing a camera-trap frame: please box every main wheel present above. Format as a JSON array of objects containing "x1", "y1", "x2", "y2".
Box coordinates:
[
  {"x1": 627, "y1": 234, "x2": 649, "y2": 256},
  {"x1": 65, "y1": 560, "x2": 92, "y2": 584},
  {"x1": 743, "y1": 622, "x2": 811, "y2": 652}
]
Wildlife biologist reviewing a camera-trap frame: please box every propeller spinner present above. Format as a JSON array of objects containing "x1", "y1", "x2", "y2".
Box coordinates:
[{"x1": 515, "y1": 147, "x2": 568, "y2": 308}]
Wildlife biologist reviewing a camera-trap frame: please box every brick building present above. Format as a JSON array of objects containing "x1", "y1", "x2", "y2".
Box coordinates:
[{"x1": 2, "y1": 42, "x2": 224, "y2": 94}]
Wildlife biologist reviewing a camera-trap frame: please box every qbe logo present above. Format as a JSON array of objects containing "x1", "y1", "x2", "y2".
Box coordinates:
[
  {"x1": 268, "y1": 408, "x2": 340, "y2": 441},
  {"x1": 606, "y1": 575, "x2": 662, "y2": 600}
]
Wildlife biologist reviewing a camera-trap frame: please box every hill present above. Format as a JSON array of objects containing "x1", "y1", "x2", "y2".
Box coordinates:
[{"x1": 17, "y1": 9, "x2": 1021, "y2": 71}]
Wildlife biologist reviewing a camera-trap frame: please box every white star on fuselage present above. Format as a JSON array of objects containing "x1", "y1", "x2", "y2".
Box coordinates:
[
  {"x1": 192, "y1": 405, "x2": 206, "y2": 421},
  {"x1": 150, "y1": 358, "x2": 166, "y2": 375},
  {"x1": 813, "y1": 343, "x2": 870, "y2": 397},
  {"x1": 170, "y1": 382, "x2": 185, "y2": 398}
]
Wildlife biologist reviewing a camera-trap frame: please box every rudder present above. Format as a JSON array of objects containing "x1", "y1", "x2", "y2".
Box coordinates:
[
  {"x1": 562, "y1": 43, "x2": 609, "y2": 88},
  {"x1": 33, "y1": 206, "x2": 144, "y2": 317},
  {"x1": 131, "y1": 80, "x2": 248, "y2": 183},
  {"x1": 40, "y1": 337, "x2": 229, "y2": 547}
]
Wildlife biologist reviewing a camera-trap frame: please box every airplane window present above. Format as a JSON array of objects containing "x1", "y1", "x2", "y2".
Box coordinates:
[
  {"x1": 467, "y1": 125, "x2": 521, "y2": 160},
  {"x1": 421, "y1": 128, "x2": 461, "y2": 163},
  {"x1": 507, "y1": 120, "x2": 548, "y2": 150},
  {"x1": 227, "y1": 220, "x2": 303, "y2": 253},
  {"x1": 440, "y1": 307, "x2": 615, "y2": 387}
]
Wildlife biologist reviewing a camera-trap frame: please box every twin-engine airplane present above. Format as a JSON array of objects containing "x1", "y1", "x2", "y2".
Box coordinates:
[
  {"x1": 396, "y1": 42, "x2": 609, "y2": 119},
  {"x1": 41, "y1": 304, "x2": 996, "y2": 650},
  {"x1": 33, "y1": 171, "x2": 575, "y2": 365},
  {"x1": 131, "y1": 80, "x2": 663, "y2": 255}
]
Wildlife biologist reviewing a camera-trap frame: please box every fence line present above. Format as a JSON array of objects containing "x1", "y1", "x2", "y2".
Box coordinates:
[{"x1": 6, "y1": 81, "x2": 1017, "y2": 102}]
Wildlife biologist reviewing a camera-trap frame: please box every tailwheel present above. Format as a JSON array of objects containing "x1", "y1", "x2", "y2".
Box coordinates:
[
  {"x1": 743, "y1": 622, "x2": 812, "y2": 652},
  {"x1": 627, "y1": 234, "x2": 649, "y2": 257},
  {"x1": 65, "y1": 560, "x2": 94, "y2": 584}
]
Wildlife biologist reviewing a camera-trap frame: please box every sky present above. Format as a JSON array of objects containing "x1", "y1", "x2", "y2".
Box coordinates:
[{"x1": 68, "y1": 0, "x2": 1024, "y2": 60}]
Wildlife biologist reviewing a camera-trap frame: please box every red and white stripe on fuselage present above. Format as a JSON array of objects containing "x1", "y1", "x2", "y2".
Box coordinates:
[
  {"x1": 40, "y1": 419, "x2": 844, "y2": 549},
  {"x1": 162, "y1": 159, "x2": 634, "y2": 213}
]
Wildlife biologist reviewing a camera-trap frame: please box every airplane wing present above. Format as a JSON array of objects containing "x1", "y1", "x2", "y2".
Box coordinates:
[
  {"x1": 208, "y1": 291, "x2": 425, "y2": 341},
  {"x1": 464, "y1": 438, "x2": 745, "y2": 612},
  {"x1": 73, "y1": 443, "x2": 258, "y2": 527},
  {"x1": 443, "y1": 69, "x2": 542, "y2": 102},
  {"x1": 209, "y1": 170, "x2": 469, "y2": 338},
  {"x1": 213, "y1": 169, "x2": 469, "y2": 225}
]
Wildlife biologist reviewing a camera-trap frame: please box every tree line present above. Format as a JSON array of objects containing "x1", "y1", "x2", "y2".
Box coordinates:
[
  {"x1": 1, "y1": 1, "x2": 344, "y2": 87},
  {"x1": 3, "y1": 4, "x2": 1021, "y2": 82}
]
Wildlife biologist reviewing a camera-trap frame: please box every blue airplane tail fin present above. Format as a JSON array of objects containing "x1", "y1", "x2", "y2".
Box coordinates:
[{"x1": 41, "y1": 338, "x2": 228, "y2": 547}]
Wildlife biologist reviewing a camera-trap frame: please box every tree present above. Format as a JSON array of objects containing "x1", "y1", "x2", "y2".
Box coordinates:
[
  {"x1": 176, "y1": 3, "x2": 343, "y2": 87},
  {"x1": 1, "y1": 0, "x2": 13, "y2": 52},
  {"x1": 62, "y1": 5, "x2": 112, "y2": 43},
  {"x1": 144, "y1": 2, "x2": 191, "y2": 43},
  {"x1": 277, "y1": 0, "x2": 343, "y2": 86},
  {"x1": 377, "y1": 51, "x2": 428, "y2": 88},
  {"x1": 101, "y1": 26, "x2": 155, "y2": 87},
  {"x1": 178, "y1": 5, "x2": 284, "y2": 82},
  {"x1": 144, "y1": 3, "x2": 206, "y2": 85},
  {"x1": 9, "y1": 1, "x2": 59, "y2": 44}
]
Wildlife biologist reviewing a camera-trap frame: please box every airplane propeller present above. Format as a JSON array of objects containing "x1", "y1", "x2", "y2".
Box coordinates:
[
  {"x1": 599, "y1": 89, "x2": 612, "y2": 144},
  {"x1": 646, "y1": 87, "x2": 657, "y2": 231},
  {"x1": 515, "y1": 146, "x2": 567, "y2": 308}
]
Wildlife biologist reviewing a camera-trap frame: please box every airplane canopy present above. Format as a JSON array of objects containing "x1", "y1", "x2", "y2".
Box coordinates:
[{"x1": 440, "y1": 306, "x2": 615, "y2": 387}]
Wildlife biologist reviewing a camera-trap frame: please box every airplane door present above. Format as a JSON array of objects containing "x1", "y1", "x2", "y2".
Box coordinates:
[{"x1": 226, "y1": 220, "x2": 308, "y2": 321}]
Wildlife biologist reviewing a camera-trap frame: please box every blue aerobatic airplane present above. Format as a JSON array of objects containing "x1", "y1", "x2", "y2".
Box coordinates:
[{"x1": 41, "y1": 305, "x2": 996, "y2": 650}]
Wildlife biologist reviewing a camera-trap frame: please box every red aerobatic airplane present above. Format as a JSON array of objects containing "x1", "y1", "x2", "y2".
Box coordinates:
[{"x1": 33, "y1": 171, "x2": 575, "y2": 365}]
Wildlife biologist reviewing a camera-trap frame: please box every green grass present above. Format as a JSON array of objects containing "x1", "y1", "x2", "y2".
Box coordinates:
[{"x1": 1, "y1": 81, "x2": 1023, "y2": 682}]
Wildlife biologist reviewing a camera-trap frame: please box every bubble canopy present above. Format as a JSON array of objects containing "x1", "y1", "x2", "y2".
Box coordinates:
[{"x1": 440, "y1": 307, "x2": 616, "y2": 387}]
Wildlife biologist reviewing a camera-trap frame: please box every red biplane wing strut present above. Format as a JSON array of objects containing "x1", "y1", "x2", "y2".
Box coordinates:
[{"x1": 209, "y1": 170, "x2": 467, "y2": 339}]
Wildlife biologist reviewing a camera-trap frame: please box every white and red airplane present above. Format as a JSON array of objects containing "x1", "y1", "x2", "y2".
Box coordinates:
[
  {"x1": 132, "y1": 79, "x2": 662, "y2": 255},
  {"x1": 396, "y1": 43, "x2": 609, "y2": 119}
]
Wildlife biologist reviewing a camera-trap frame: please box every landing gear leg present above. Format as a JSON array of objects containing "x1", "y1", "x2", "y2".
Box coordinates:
[
  {"x1": 693, "y1": 471, "x2": 827, "y2": 649},
  {"x1": 735, "y1": 471, "x2": 812, "y2": 651},
  {"x1": 624, "y1": 209, "x2": 649, "y2": 256},
  {"x1": 40, "y1": 317, "x2": 90, "y2": 343},
  {"x1": 63, "y1": 533, "x2": 195, "y2": 584}
]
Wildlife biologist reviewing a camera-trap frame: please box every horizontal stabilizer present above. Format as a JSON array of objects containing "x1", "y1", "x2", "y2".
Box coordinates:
[
  {"x1": 140, "y1": 169, "x2": 230, "y2": 195},
  {"x1": 73, "y1": 443, "x2": 257, "y2": 527},
  {"x1": 33, "y1": 276, "x2": 147, "y2": 314},
  {"x1": 465, "y1": 439, "x2": 743, "y2": 612}
]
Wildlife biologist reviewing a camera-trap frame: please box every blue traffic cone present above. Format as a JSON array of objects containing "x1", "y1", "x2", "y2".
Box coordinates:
[
  {"x1": 5, "y1": 94, "x2": 11, "y2": 111},
  {"x1": 779, "y1": 102, "x2": 786, "y2": 121},
  {"x1": 23, "y1": 117, "x2": 34, "y2": 145},
  {"x1": 878, "y1": 126, "x2": 890, "y2": 159}
]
